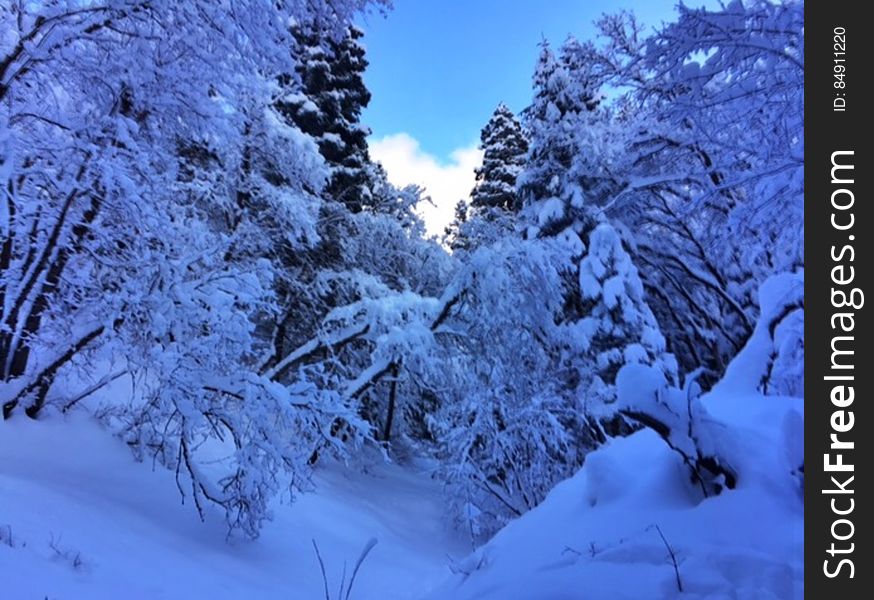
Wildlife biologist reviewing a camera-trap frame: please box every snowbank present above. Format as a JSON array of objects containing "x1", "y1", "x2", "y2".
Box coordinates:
[
  {"x1": 426, "y1": 274, "x2": 804, "y2": 599},
  {"x1": 427, "y1": 419, "x2": 802, "y2": 599}
]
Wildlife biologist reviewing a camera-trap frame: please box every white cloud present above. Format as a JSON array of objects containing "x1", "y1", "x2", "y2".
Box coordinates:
[{"x1": 370, "y1": 133, "x2": 482, "y2": 238}]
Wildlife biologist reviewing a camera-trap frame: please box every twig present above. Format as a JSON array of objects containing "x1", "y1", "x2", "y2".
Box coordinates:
[
  {"x1": 0, "y1": 524, "x2": 16, "y2": 548},
  {"x1": 345, "y1": 537, "x2": 378, "y2": 600},
  {"x1": 312, "y1": 539, "x2": 330, "y2": 600},
  {"x1": 337, "y1": 561, "x2": 347, "y2": 600},
  {"x1": 48, "y1": 533, "x2": 85, "y2": 571},
  {"x1": 62, "y1": 369, "x2": 128, "y2": 412},
  {"x1": 652, "y1": 524, "x2": 683, "y2": 592}
]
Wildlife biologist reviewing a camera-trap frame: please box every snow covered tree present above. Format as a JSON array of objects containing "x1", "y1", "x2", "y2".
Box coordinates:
[
  {"x1": 573, "y1": 2, "x2": 803, "y2": 383},
  {"x1": 430, "y1": 223, "x2": 675, "y2": 538},
  {"x1": 261, "y1": 21, "x2": 445, "y2": 413},
  {"x1": 366, "y1": 162, "x2": 429, "y2": 233},
  {"x1": 470, "y1": 103, "x2": 528, "y2": 213},
  {"x1": 0, "y1": 0, "x2": 386, "y2": 537},
  {"x1": 442, "y1": 103, "x2": 529, "y2": 256},
  {"x1": 516, "y1": 38, "x2": 612, "y2": 240},
  {"x1": 420, "y1": 35, "x2": 685, "y2": 539},
  {"x1": 279, "y1": 23, "x2": 376, "y2": 212},
  {"x1": 516, "y1": 40, "x2": 581, "y2": 239},
  {"x1": 443, "y1": 199, "x2": 470, "y2": 252},
  {"x1": 254, "y1": 169, "x2": 454, "y2": 457},
  {"x1": 431, "y1": 238, "x2": 591, "y2": 539},
  {"x1": 452, "y1": 207, "x2": 519, "y2": 256},
  {"x1": 515, "y1": 37, "x2": 674, "y2": 408},
  {"x1": 573, "y1": 223, "x2": 677, "y2": 411}
]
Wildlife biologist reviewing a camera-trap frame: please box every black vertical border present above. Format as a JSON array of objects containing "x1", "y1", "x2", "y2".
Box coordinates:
[{"x1": 806, "y1": 1, "x2": 869, "y2": 596}]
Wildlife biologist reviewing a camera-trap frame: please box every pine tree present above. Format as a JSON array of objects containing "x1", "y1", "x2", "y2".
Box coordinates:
[
  {"x1": 517, "y1": 38, "x2": 676, "y2": 408},
  {"x1": 574, "y1": 223, "x2": 677, "y2": 409},
  {"x1": 279, "y1": 24, "x2": 375, "y2": 212},
  {"x1": 516, "y1": 40, "x2": 587, "y2": 239},
  {"x1": 443, "y1": 199, "x2": 470, "y2": 252},
  {"x1": 470, "y1": 103, "x2": 528, "y2": 213},
  {"x1": 516, "y1": 38, "x2": 617, "y2": 239}
]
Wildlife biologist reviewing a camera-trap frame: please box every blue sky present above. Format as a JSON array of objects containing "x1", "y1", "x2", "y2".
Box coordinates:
[{"x1": 358, "y1": 0, "x2": 700, "y2": 235}]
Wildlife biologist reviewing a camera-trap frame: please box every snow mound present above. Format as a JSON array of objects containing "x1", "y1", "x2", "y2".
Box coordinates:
[
  {"x1": 426, "y1": 288, "x2": 804, "y2": 599},
  {"x1": 427, "y1": 421, "x2": 802, "y2": 599}
]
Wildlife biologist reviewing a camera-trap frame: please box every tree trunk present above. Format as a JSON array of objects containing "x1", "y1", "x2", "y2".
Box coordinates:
[{"x1": 382, "y1": 362, "x2": 400, "y2": 442}]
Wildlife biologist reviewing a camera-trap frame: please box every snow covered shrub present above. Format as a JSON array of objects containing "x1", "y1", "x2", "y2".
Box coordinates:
[
  {"x1": 616, "y1": 271, "x2": 804, "y2": 499},
  {"x1": 616, "y1": 364, "x2": 736, "y2": 498},
  {"x1": 431, "y1": 239, "x2": 585, "y2": 539},
  {"x1": 437, "y1": 388, "x2": 588, "y2": 541}
]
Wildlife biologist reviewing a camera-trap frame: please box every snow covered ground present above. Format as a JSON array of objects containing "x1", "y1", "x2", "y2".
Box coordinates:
[
  {"x1": 0, "y1": 388, "x2": 803, "y2": 600},
  {"x1": 427, "y1": 426, "x2": 802, "y2": 599},
  {"x1": 0, "y1": 414, "x2": 467, "y2": 599},
  {"x1": 425, "y1": 350, "x2": 804, "y2": 599}
]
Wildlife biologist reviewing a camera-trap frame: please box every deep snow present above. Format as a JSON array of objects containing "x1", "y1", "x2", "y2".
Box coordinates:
[
  {"x1": 426, "y1": 425, "x2": 803, "y2": 600},
  {"x1": 0, "y1": 414, "x2": 466, "y2": 599},
  {"x1": 424, "y1": 284, "x2": 805, "y2": 600},
  {"x1": 1, "y1": 384, "x2": 803, "y2": 600}
]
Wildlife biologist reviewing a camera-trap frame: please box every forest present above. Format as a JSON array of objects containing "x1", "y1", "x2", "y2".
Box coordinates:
[{"x1": 1, "y1": 1, "x2": 803, "y2": 598}]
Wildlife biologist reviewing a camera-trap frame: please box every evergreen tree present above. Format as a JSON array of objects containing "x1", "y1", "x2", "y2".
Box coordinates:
[
  {"x1": 516, "y1": 38, "x2": 676, "y2": 407},
  {"x1": 516, "y1": 40, "x2": 589, "y2": 239},
  {"x1": 573, "y1": 223, "x2": 677, "y2": 410},
  {"x1": 516, "y1": 38, "x2": 615, "y2": 239},
  {"x1": 279, "y1": 24, "x2": 375, "y2": 212},
  {"x1": 443, "y1": 199, "x2": 470, "y2": 252},
  {"x1": 470, "y1": 103, "x2": 528, "y2": 213}
]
